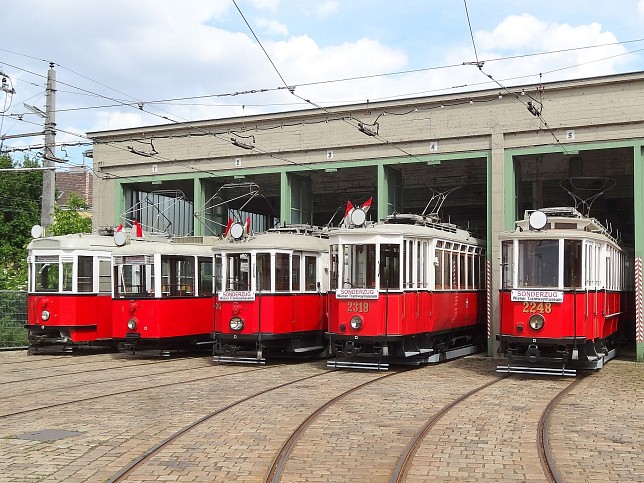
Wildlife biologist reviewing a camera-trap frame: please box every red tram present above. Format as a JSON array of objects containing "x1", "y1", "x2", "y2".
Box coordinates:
[
  {"x1": 327, "y1": 204, "x2": 487, "y2": 369},
  {"x1": 213, "y1": 223, "x2": 329, "y2": 363},
  {"x1": 26, "y1": 229, "x2": 117, "y2": 352},
  {"x1": 112, "y1": 236, "x2": 218, "y2": 355},
  {"x1": 497, "y1": 207, "x2": 627, "y2": 375}
]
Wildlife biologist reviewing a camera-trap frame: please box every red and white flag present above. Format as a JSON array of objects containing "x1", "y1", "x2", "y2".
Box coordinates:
[{"x1": 133, "y1": 219, "x2": 144, "y2": 238}]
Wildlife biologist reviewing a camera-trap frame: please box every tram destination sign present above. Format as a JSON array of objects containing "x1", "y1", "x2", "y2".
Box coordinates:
[
  {"x1": 218, "y1": 291, "x2": 256, "y2": 301},
  {"x1": 511, "y1": 290, "x2": 563, "y2": 303},
  {"x1": 336, "y1": 288, "x2": 379, "y2": 299}
]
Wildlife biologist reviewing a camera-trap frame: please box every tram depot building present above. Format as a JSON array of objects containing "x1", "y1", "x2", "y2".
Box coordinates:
[{"x1": 88, "y1": 71, "x2": 644, "y2": 362}]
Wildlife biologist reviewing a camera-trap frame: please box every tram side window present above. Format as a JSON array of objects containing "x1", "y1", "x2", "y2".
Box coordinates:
[
  {"x1": 214, "y1": 255, "x2": 223, "y2": 292},
  {"x1": 435, "y1": 249, "x2": 444, "y2": 290},
  {"x1": 227, "y1": 253, "x2": 251, "y2": 291},
  {"x1": 518, "y1": 240, "x2": 559, "y2": 288},
  {"x1": 292, "y1": 254, "x2": 301, "y2": 291},
  {"x1": 330, "y1": 245, "x2": 339, "y2": 291},
  {"x1": 563, "y1": 240, "x2": 582, "y2": 288},
  {"x1": 380, "y1": 244, "x2": 400, "y2": 290},
  {"x1": 98, "y1": 259, "x2": 111, "y2": 293},
  {"x1": 459, "y1": 252, "x2": 466, "y2": 289},
  {"x1": 78, "y1": 256, "x2": 94, "y2": 292},
  {"x1": 115, "y1": 263, "x2": 153, "y2": 298},
  {"x1": 256, "y1": 253, "x2": 271, "y2": 292},
  {"x1": 198, "y1": 257, "x2": 213, "y2": 296},
  {"x1": 162, "y1": 256, "x2": 195, "y2": 297},
  {"x1": 305, "y1": 256, "x2": 317, "y2": 291},
  {"x1": 62, "y1": 261, "x2": 73, "y2": 292},
  {"x1": 35, "y1": 258, "x2": 59, "y2": 292},
  {"x1": 501, "y1": 241, "x2": 513, "y2": 288},
  {"x1": 275, "y1": 253, "x2": 290, "y2": 292}
]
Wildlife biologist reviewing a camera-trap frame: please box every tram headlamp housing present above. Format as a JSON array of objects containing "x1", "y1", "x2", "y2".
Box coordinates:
[
  {"x1": 350, "y1": 315, "x2": 363, "y2": 330},
  {"x1": 528, "y1": 314, "x2": 545, "y2": 331},
  {"x1": 229, "y1": 316, "x2": 244, "y2": 331},
  {"x1": 41, "y1": 310, "x2": 50, "y2": 321},
  {"x1": 127, "y1": 318, "x2": 137, "y2": 330}
]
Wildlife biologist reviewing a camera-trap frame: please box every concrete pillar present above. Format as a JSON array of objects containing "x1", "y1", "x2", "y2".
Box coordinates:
[{"x1": 634, "y1": 143, "x2": 644, "y2": 362}]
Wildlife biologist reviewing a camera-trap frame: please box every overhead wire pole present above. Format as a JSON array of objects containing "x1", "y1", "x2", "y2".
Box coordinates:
[{"x1": 41, "y1": 62, "x2": 56, "y2": 229}]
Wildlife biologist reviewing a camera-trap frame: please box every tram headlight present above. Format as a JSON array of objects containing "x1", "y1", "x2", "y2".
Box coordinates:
[
  {"x1": 127, "y1": 318, "x2": 137, "y2": 330},
  {"x1": 350, "y1": 315, "x2": 363, "y2": 330},
  {"x1": 528, "y1": 314, "x2": 545, "y2": 331},
  {"x1": 229, "y1": 316, "x2": 244, "y2": 331},
  {"x1": 41, "y1": 310, "x2": 50, "y2": 321}
]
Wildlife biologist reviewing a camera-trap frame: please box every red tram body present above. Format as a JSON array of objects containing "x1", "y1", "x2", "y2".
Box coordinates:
[
  {"x1": 327, "y1": 211, "x2": 486, "y2": 369},
  {"x1": 497, "y1": 208, "x2": 627, "y2": 375},
  {"x1": 213, "y1": 226, "x2": 329, "y2": 363},
  {"x1": 26, "y1": 232, "x2": 116, "y2": 352},
  {"x1": 112, "y1": 237, "x2": 218, "y2": 355}
]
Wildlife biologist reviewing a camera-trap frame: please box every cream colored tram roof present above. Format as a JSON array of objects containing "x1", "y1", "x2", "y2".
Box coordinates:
[
  {"x1": 214, "y1": 232, "x2": 329, "y2": 253},
  {"x1": 328, "y1": 222, "x2": 483, "y2": 246},
  {"x1": 27, "y1": 233, "x2": 116, "y2": 252},
  {"x1": 499, "y1": 208, "x2": 621, "y2": 249},
  {"x1": 112, "y1": 238, "x2": 215, "y2": 257}
]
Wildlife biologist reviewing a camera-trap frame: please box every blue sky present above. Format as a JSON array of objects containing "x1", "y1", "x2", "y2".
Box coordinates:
[{"x1": 1, "y1": 0, "x2": 644, "y2": 167}]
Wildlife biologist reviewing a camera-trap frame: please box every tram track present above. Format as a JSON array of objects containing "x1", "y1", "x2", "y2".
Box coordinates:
[
  {"x1": 538, "y1": 375, "x2": 586, "y2": 483},
  {"x1": 389, "y1": 375, "x2": 510, "y2": 483},
  {"x1": 0, "y1": 362, "x2": 219, "y2": 401},
  {"x1": 264, "y1": 370, "x2": 407, "y2": 483},
  {"x1": 0, "y1": 364, "x2": 273, "y2": 419},
  {"x1": 108, "y1": 369, "x2": 339, "y2": 483}
]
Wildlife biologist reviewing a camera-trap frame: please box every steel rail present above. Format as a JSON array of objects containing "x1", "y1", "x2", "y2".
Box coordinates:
[{"x1": 390, "y1": 375, "x2": 510, "y2": 483}]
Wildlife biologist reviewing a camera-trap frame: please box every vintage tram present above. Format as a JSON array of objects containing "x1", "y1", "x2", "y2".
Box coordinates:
[
  {"x1": 497, "y1": 207, "x2": 627, "y2": 375},
  {"x1": 111, "y1": 236, "x2": 218, "y2": 355},
  {"x1": 26, "y1": 229, "x2": 117, "y2": 352},
  {"x1": 327, "y1": 203, "x2": 487, "y2": 369},
  {"x1": 213, "y1": 223, "x2": 329, "y2": 364}
]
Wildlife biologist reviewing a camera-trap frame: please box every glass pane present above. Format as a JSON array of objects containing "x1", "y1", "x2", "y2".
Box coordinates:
[
  {"x1": 564, "y1": 240, "x2": 582, "y2": 288},
  {"x1": 78, "y1": 256, "x2": 94, "y2": 292},
  {"x1": 256, "y1": 253, "x2": 271, "y2": 292},
  {"x1": 62, "y1": 262, "x2": 73, "y2": 292},
  {"x1": 35, "y1": 261, "x2": 59, "y2": 292},
  {"x1": 198, "y1": 257, "x2": 213, "y2": 296},
  {"x1": 342, "y1": 244, "x2": 376, "y2": 288},
  {"x1": 98, "y1": 259, "x2": 111, "y2": 293},
  {"x1": 380, "y1": 243, "x2": 400, "y2": 290},
  {"x1": 501, "y1": 241, "x2": 513, "y2": 288},
  {"x1": 305, "y1": 256, "x2": 317, "y2": 291},
  {"x1": 292, "y1": 254, "x2": 301, "y2": 291},
  {"x1": 275, "y1": 253, "x2": 290, "y2": 291},
  {"x1": 227, "y1": 253, "x2": 251, "y2": 291},
  {"x1": 518, "y1": 239, "x2": 559, "y2": 288},
  {"x1": 115, "y1": 263, "x2": 153, "y2": 298}
]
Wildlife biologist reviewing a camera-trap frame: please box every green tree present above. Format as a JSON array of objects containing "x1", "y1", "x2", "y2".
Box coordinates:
[
  {"x1": 0, "y1": 155, "x2": 43, "y2": 290},
  {"x1": 50, "y1": 192, "x2": 92, "y2": 236}
]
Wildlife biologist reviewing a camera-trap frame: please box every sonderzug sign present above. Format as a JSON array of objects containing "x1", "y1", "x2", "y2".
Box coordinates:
[
  {"x1": 218, "y1": 291, "x2": 255, "y2": 301},
  {"x1": 335, "y1": 288, "x2": 379, "y2": 299},
  {"x1": 510, "y1": 290, "x2": 563, "y2": 303}
]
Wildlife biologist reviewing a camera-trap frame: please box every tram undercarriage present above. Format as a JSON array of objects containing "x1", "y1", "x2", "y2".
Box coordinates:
[
  {"x1": 496, "y1": 334, "x2": 620, "y2": 376},
  {"x1": 213, "y1": 331, "x2": 327, "y2": 364},
  {"x1": 327, "y1": 329, "x2": 483, "y2": 370}
]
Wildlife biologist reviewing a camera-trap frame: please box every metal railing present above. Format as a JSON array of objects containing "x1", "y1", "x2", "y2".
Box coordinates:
[{"x1": 0, "y1": 290, "x2": 28, "y2": 348}]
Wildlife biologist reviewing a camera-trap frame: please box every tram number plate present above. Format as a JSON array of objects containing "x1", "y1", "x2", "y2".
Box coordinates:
[
  {"x1": 522, "y1": 302, "x2": 552, "y2": 314},
  {"x1": 347, "y1": 302, "x2": 369, "y2": 313}
]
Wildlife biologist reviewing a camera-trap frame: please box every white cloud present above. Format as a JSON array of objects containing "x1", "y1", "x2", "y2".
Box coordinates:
[
  {"x1": 639, "y1": 0, "x2": 644, "y2": 16},
  {"x1": 256, "y1": 18, "x2": 289, "y2": 36},
  {"x1": 314, "y1": 1, "x2": 339, "y2": 19}
]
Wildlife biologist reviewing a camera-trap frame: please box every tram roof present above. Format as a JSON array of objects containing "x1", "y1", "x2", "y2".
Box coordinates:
[
  {"x1": 27, "y1": 233, "x2": 116, "y2": 252},
  {"x1": 213, "y1": 231, "x2": 329, "y2": 253},
  {"x1": 500, "y1": 207, "x2": 620, "y2": 246},
  {"x1": 328, "y1": 219, "x2": 484, "y2": 245},
  {"x1": 112, "y1": 238, "x2": 216, "y2": 257}
]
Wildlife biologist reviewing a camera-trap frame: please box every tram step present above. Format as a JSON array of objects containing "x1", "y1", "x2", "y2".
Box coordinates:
[
  {"x1": 213, "y1": 355, "x2": 266, "y2": 365},
  {"x1": 496, "y1": 365, "x2": 577, "y2": 377},
  {"x1": 327, "y1": 360, "x2": 389, "y2": 371}
]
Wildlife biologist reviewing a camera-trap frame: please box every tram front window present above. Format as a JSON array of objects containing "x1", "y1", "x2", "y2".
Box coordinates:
[
  {"x1": 34, "y1": 256, "x2": 59, "y2": 292},
  {"x1": 227, "y1": 253, "x2": 251, "y2": 291},
  {"x1": 114, "y1": 259, "x2": 154, "y2": 298},
  {"x1": 342, "y1": 244, "x2": 376, "y2": 289},
  {"x1": 518, "y1": 240, "x2": 559, "y2": 288}
]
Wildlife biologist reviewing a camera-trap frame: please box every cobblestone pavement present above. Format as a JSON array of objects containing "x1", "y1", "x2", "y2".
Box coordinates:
[{"x1": 0, "y1": 351, "x2": 642, "y2": 482}]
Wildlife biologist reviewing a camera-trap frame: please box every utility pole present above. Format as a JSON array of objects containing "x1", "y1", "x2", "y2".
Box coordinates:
[{"x1": 41, "y1": 63, "x2": 56, "y2": 229}]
